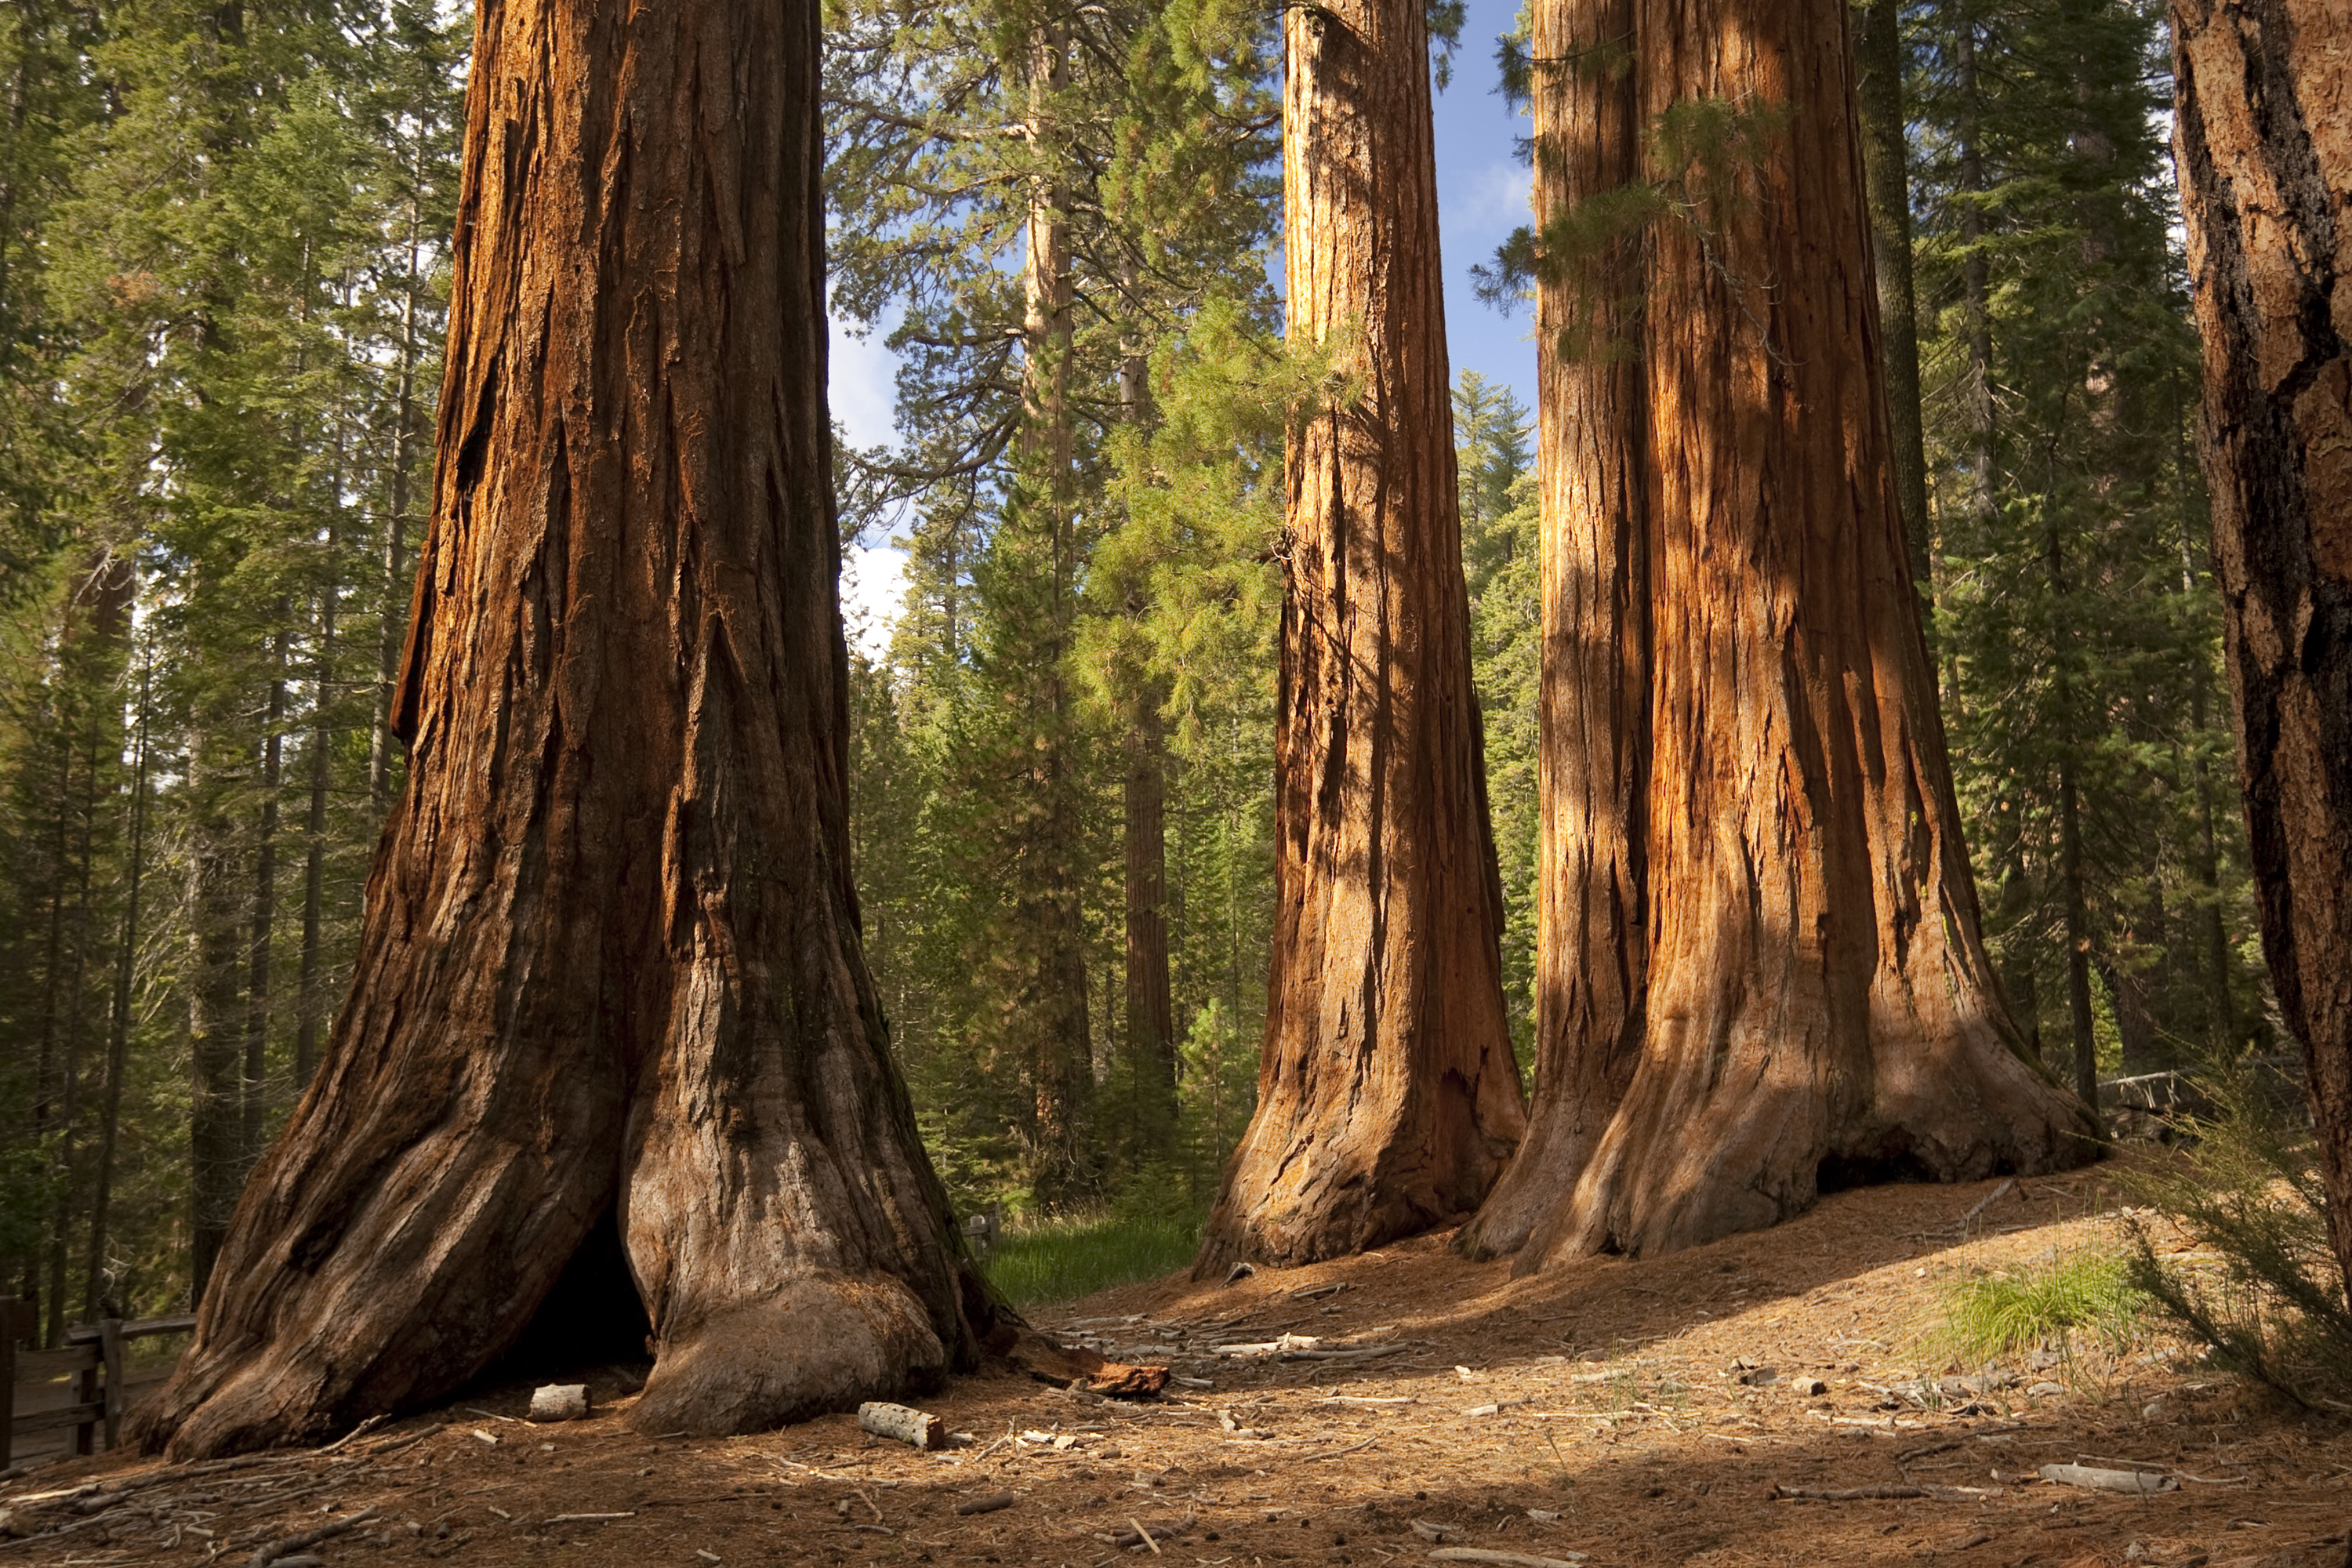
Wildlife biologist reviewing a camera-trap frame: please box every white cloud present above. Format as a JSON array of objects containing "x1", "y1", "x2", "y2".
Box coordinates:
[
  {"x1": 1450, "y1": 158, "x2": 1532, "y2": 237},
  {"x1": 840, "y1": 543, "x2": 908, "y2": 661},
  {"x1": 829, "y1": 312, "x2": 901, "y2": 452}
]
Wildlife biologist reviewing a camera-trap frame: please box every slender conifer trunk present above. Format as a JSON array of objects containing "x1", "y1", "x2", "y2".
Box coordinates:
[
  {"x1": 242, "y1": 626, "x2": 289, "y2": 1158},
  {"x1": 85, "y1": 662, "x2": 149, "y2": 1322},
  {"x1": 1854, "y1": 0, "x2": 1931, "y2": 601},
  {"x1": 296, "y1": 535, "x2": 338, "y2": 1088},
  {"x1": 370, "y1": 208, "x2": 423, "y2": 819},
  {"x1": 1014, "y1": 13, "x2": 1094, "y2": 1204}
]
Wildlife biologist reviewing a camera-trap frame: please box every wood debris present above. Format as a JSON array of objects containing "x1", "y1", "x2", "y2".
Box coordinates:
[
  {"x1": 2038, "y1": 1463, "x2": 2178, "y2": 1494},
  {"x1": 857, "y1": 1400, "x2": 946, "y2": 1451}
]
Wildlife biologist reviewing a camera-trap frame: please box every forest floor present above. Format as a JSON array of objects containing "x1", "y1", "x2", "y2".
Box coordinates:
[{"x1": 5, "y1": 1163, "x2": 2350, "y2": 1568}]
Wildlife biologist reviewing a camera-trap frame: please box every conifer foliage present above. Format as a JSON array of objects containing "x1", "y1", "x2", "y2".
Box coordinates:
[
  {"x1": 0, "y1": 0, "x2": 2301, "y2": 1395},
  {"x1": 0, "y1": 0, "x2": 463, "y2": 1348}
]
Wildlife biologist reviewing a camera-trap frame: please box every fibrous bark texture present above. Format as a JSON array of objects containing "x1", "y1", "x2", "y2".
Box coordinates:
[
  {"x1": 2169, "y1": 0, "x2": 2352, "y2": 1298},
  {"x1": 1468, "y1": 0, "x2": 2096, "y2": 1268},
  {"x1": 1194, "y1": 0, "x2": 1526, "y2": 1273},
  {"x1": 1453, "y1": 0, "x2": 1649, "y2": 1265},
  {"x1": 130, "y1": 0, "x2": 982, "y2": 1460}
]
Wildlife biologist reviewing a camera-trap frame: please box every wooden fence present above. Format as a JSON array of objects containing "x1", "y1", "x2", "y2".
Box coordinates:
[{"x1": 1, "y1": 1299, "x2": 194, "y2": 1468}]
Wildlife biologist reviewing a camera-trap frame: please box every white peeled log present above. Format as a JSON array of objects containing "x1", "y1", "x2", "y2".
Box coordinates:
[
  {"x1": 528, "y1": 1385, "x2": 589, "y2": 1423},
  {"x1": 857, "y1": 1400, "x2": 946, "y2": 1450},
  {"x1": 2037, "y1": 1464, "x2": 2176, "y2": 1494}
]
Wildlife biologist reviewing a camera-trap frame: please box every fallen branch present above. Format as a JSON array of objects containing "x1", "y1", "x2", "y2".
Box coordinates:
[
  {"x1": 1772, "y1": 1484, "x2": 1995, "y2": 1503},
  {"x1": 2038, "y1": 1464, "x2": 2176, "y2": 1495},
  {"x1": 244, "y1": 1504, "x2": 379, "y2": 1568},
  {"x1": 1961, "y1": 1178, "x2": 2016, "y2": 1225},
  {"x1": 1302, "y1": 1438, "x2": 1377, "y2": 1461},
  {"x1": 544, "y1": 1512, "x2": 637, "y2": 1525},
  {"x1": 954, "y1": 1493, "x2": 1016, "y2": 1516},
  {"x1": 1895, "y1": 1440, "x2": 1966, "y2": 1465},
  {"x1": 317, "y1": 1416, "x2": 388, "y2": 1455},
  {"x1": 1099, "y1": 1513, "x2": 1192, "y2": 1550},
  {"x1": 1426, "y1": 1548, "x2": 1588, "y2": 1567}
]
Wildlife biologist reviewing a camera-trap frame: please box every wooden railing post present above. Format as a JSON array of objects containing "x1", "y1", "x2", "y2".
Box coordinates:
[
  {"x1": 0, "y1": 1297, "x2": 31, "y2": 1471},
  {"x1": 98, "y1": 1319, "x2": 125, "y2": 1450},
  {"x1": 70, "y1": 1350, "x2": 96, "y2": 1457}
]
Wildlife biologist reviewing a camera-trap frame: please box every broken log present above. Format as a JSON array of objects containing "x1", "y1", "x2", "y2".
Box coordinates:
[
  {"x1": 1426, "y1": 1549, "x2": 1588, "y2": 1567},
  {"x1": 856, "y1": 1402, "x2": 945, "y2": 1451},
  {"x1": 954, "y1": 1493, "x2": 1016, "y2": 1516},
  {"x1": 528, "y1": 1385, "x2": 588, "y2": 1423}
]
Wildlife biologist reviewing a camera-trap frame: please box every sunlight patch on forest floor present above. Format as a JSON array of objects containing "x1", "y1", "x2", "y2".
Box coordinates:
[{"x1": 10, "y1": 1160, "x2": 2347, "y2": 1568}]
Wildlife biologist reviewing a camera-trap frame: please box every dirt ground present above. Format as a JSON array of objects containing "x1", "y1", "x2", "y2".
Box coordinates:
[{"x1": 5, "y1": 1166, "x2": 2350, "y2": 1568}]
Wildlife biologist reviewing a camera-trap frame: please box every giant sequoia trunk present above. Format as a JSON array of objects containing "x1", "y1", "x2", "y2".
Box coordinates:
[
  {"x1": 1194, "y1": 0, "x2": 1526, "y2": 1272},
  {"x1": 132, "y1": 0, "x2": 984, "y2": 1460},
  {"x1": 1453, "y1": 0, "x2": 1650, "y2": 1264},
  {"x1": 1468, "y1": 0, "x2": 2096, "y2": 1267},
  {"x1": 2169, "y1": 0, "x2": 2352, "y2": 1301}
]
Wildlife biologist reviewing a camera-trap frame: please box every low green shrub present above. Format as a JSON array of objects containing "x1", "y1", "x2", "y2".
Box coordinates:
[{"x1": 2122, "y1": 1068, "x2": 2352, "y2": 1406}]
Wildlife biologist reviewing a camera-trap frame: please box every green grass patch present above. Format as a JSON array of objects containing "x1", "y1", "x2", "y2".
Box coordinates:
[
  {"x1": 984, "y1": 1207, "x2": 1203, "y2": 1310},
  {"x1": 1939, "y1": 1247, "x2": 2148, "y2": 1363}
]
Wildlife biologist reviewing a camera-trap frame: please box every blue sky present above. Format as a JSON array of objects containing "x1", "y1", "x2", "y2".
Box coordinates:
[{"x1": 832, "y1": 0, "x2": 1537, "y2": 646}]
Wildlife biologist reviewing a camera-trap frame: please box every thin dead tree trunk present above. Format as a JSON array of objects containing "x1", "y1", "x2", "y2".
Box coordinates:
[
  {"x1": 1196, "y1": 0, "x2": 1526, "y2": 1272},
  {"x1": 1457, "y1": 0, "x2": 1648, "y2": 1265},
  {"x1": 369, "y1": 201, "x2": 424, "y2": 820},
  {"x1": 1477, "y1": 0, "x2": 2096, "y2": 1266},
  {"x1": 186, "y1": 728, "x2": 246, "y2": 1305},
  {"x1": 2169, "y1": 0, "x2": 2352, "y2": 1301},
  {"x1": 132, "y1": 0, "x2": 986, "y2": 1460},
  {"x1": 242, "y1": 624, "x2": 289, "y2": 1160},
  {"x1": 1125, "y1": 690, "x2": 1174, "y2": 1150},
  {"x1": 296, "y1": 528, "x2": 339, "y2": 1089},
  {"x1": 85, "y1": 659, "x2": 150, "y2": 1321}
]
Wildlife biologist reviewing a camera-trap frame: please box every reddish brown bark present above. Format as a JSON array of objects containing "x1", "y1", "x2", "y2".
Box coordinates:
[
  {"x1": 1194, "y1": 0, "x2": 1526, "y2": 1272},
  {"x1": 2169, "y1": 0, "x2": 2352, "y2": 1300},
  {"x1": 1456, "y1": 0, "x2": 1648, "y2": 1264},
  {"x1": 1471, "y1": 0, "x2": 2096, "y2": 1267},
  {"x1": 131, "y1": 0, "x2": 983, "y2": 1460}
]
